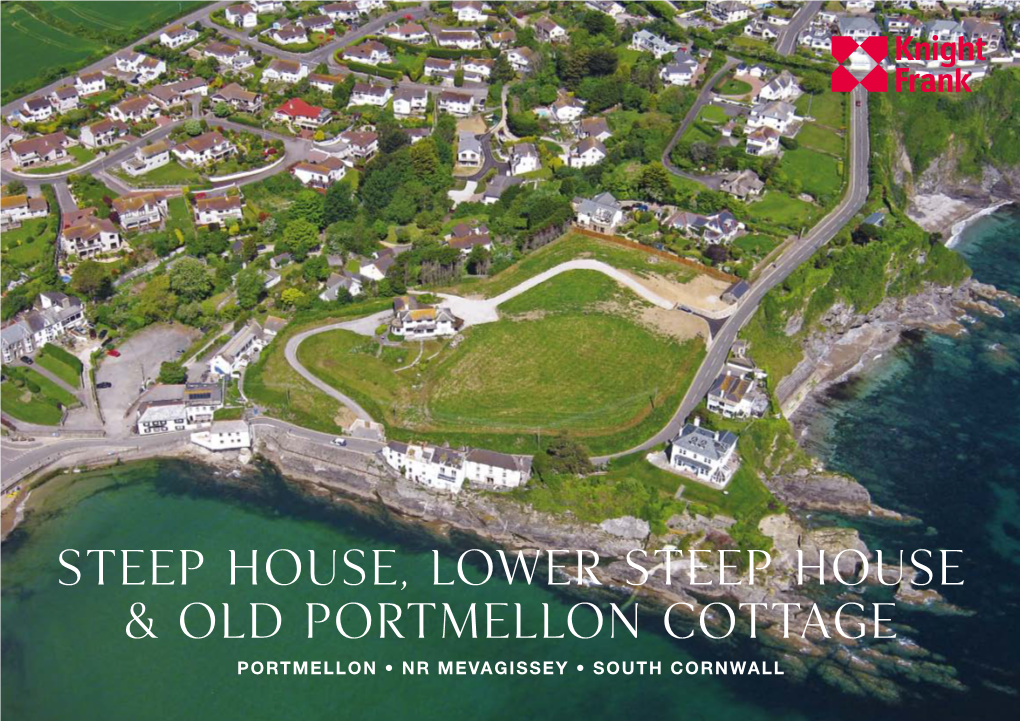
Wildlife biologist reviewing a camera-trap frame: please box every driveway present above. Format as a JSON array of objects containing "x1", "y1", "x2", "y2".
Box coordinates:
[{"x1": 95, "y1": 324, "x2": 199, "y2": 435}]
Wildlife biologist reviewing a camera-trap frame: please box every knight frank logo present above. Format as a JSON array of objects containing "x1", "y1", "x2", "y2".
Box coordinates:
[{"x1": 830, "y1": 35, "x2": 986, "y2": 93}]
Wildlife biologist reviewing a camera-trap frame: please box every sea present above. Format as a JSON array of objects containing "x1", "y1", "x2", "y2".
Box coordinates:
[{"x1": 2, "y1": 205, "x2": 1018, "y2": 721}]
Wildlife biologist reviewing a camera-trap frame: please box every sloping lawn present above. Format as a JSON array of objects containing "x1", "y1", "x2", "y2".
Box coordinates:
[
  {"x1": 795, "y1": 91, "x2": 845, "y2": 128},
  {"x1": 797, "y1": 123, "x2": 844, "y2": 156},
  {"x1": 35, "y1": 349, "x2": 82, "y2": 388},
  {"x1": 779, "y1": 147, "x2": 842, "y2": 199},
  {"x1": 746, "y1": 192, "x2": 817, "y2": 228}
]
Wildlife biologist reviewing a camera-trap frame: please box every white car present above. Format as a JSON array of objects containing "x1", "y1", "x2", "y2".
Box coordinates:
[{"x1": 331, "y1": 437, "x2": 347, "y2": 447}]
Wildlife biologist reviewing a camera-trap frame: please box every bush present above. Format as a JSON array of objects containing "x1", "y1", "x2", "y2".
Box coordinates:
[{"x1": 42, "y1": 343, "x2": 83, "y2": 373}]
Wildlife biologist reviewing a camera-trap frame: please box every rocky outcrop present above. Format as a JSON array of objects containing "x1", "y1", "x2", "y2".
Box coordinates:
[{"x1": 766, "y1": 469, "x2": 908, "y2": 521}]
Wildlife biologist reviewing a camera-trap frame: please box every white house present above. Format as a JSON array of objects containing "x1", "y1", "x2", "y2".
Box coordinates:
[
  {"x1": 457, "y1": 132, "x2": 483, "y2": 165},
  {"x1": 424, "y1": 57, "x2": 458, "y2": 83},
  {"x1": 173, "y1": 131, "x2": 234, "y2": 165},
  {"x1": 250, "y1": 0, "x2": 285, "y2": 12},
  {"x1": 509, "y1": 142, "x2": 540, "y2": 176},
  {"x1": 135, "y1": 382, "x2": 224, "y2": 435},
  {"x1": 452, "y1": 1, "x2": 488, "y2": 23},
  {"x1": 566, "y1": 137, "x2": 607, "y2": 168},
  {"x1": 382, "y1": 441, "x2": 467, "y2": 493},
  {"x1": 0, "y1": 194, "x2": 48, "y2": 228},
  {"x1": 506, "y1": 47, "x2": 535, "y2": 73},
  {"x1": 292, "y1": 157, "x2": 347, "y2": 187},
  {"x1": 211, "y1": 83, "x2": 263, "y2": 113},
  {"x1": 349, "y1": 82, "x2": 392, "y2": 107},
  {"x1": 708, "y1": 0, "x2": 752, "y2": 25},
  {"x1": 390, "y1": 298, "x2": 461, "y2": 340},
  {"x1": 309, "y1": 73, "x2": 346, "y2": 93},
  {"x1": 486, "y1": 30, "x2": 516, "y2": 49},
  {"x1": 392, "y1": 86, "x2": 427, "y2": 116},
  {"x1": 301, "y1": 14, "x2": 334, "y2": 33},
  {"x1": 747, "y1": 100, "x2": 799, "y2": 134},
  {"x1": 114, "y1": 51, "x2": 166, "y2": 83},
  {"x1": 160, "y1": 24, "x2": 199, "y2": 48},
  {"x1": 108, "y1": 95, "x2": 160, "y2": 123},
  {"x1": 577, "y1": 116, "x2": 612, "y2": 142},
  {"x1": 707, "y1": 368, "x2": 767, "y2": 419},
  {"x1": 111, "y1": 192, "x2": 168, "y2": 230},
  {"x1": 745, "y1": 126, "x2": 780, "y2": 156},
  {"x1": 384, "y1": 21, "x2": 430, "y2": 44},
  {"x1": 16, "y1": 96, "x2": 55, "y2": 123},
  {"x1": 461, "y1": 58, "x2": 493, "y2": 82},
  {"x1": 342, "y1": 40, "x2": 391, "y2": 65},
  {"x1": 923, "y1": 19, "x2": 966, "y2": 44},
  {"x1": 573, "y1": 192, "x2": 624, "y2": 233},
  {"x1": 190, "y1": 420, "x2": 252, "y2": 451},
  {"x1": 533, "y1": 17, "x2": 567, "y2": 43},
  {"x1": 838, "y1": 16, "x2": 881, "y2": 43},
  {"x1": 550, "y1": 96, "x2": 585, "y2": 123},
  {"x1": 668, "y1": 419, "x2": 739, "y2": 487},
  {"x1": 666, "y1": 208, "x2": 744, "y2": 243},
  {"x1": 225, "y1": 3, "x2": 258, "y2": 27},
  {"x1": 319, "y1": 271, "x2": 363, "y2": 301},
  {"x1": 262, "y1": 58, "x2": 310, "y2": 84},
  {"x1": 321, "y1": 2, "x2": 361, "y2": 23},
  {"x1": 464, "y1": 448, "x2": 532, "y2": 489},
  {"x1": 756, "y1": 70, "x2": 800, "y2": 102},
  {"x1": 49, "y1": 86, "x2": 80, "y2": 113},
  {"x1": 1, "y1": 292, "x2": 86, "y2": 363},
  {"x1": 194, "y1": 193, "x2": 245, "y2": 226},
  {"x1": 720, "y1": 169, "x2": 765, "y2": 200},
  {"x1": 59, "y1": 209, "x2": 122, "y2": 259},
  {"x1": 210, "y1": 320, "x2": 266, "y2": 377},
  {"x1": 340, "y1": 130, "x2": 379, "y2": 160},
  {"x1": 660, "y1": 50, "x2": 699, "y2": 86},
  {"x1": 744, "y1": 18, "x2": 778, "y2": 41},
  {"x1": 438, "y1": 91, "x2": 476, "y2": 116},
  {"x1": 630, "y1": 29, "x2": 680, "y2": 59},
  {"x1": 204, "y1": 42, "x2": 255, "y2": 70},
  {"x1": 75, "y1": 71, "x2": 106, "y2": 97},
  {"x1": 9, "y1": 133, "x2": 70, "y2": 168},
  {"x1": 435, "y1": 29, "x2": 483, "y2": 50},
  {"x1": 271, "y1": 22, "x2": 308, "y2": 45}
]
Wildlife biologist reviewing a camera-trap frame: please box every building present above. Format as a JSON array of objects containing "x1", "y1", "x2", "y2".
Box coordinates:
[
  {"x1": 340, "y1": 130, "x2": 379, "y2": 160},
  {"x1": 271, "y1": 22, "x2": 309, "y2": 45},
  {"x1": 630, "y1": 29, "x2": 680, "y2": 59},
  {"x1": 744, "y1": 126, "x2": 780, "y2": 156},
  {"x1": 509, "y1": 142, "x2": 540, "y2": 176},
  {"x1": 292, "y1": 157, "x2": 347, "y2": 188},
  {"x1": 706, "y1": 371, "x2": 766, "y2": 419},
  {"x1": 302, "y1": 14, "x2": 334, "y2": 33},
  {"x1": 349, "y1": 82, "x2": 392, "y2": 107},
  {"x1": 577, "y1": 116, "x2": 612, "y2": 142},
  {"x1": 923, "y1": 19, "x2": 966, "y2": 43},
  {"x1": 135, "y1": 382, "x2": 224, "y2": 435},
  {"x1": 16, "y1": 96, "x2": 56, "y2": 123},
  {"x1": 550, "y1": 96, "x2": 585, "y2": 123},
  {"x1": 447, "y1": 232, "x2": 491, "y2": 254},
  {"x1": 461, "y1": 58, "x2": 493, "y2": 83},
  {"x1": 962, "y1": 18, "x2": 1003, "y2": 52},
  {"x1": 210, "y1": 83, "x2": 263, "y2": 113},
  {"x1": 482, "y1": 173, "x2": 521, "y2": 204},
  {"x1": 392, "y1": 86, "x2": 428, "y2": 116},
  {"x1": 438, "y1": 91, "x2": 476, "y2": 116},
  {"x1": 191, "y1": 420, "x2": 252, "y2": 451},
  {"x1": 112, "y1": 192, "x2": 167, "y2": 230},
  {"x1": 160, "y1": 24, "x2": 199, "y2": 48},
  {"x1": 533, "y1": 16, "x2": 567, "y2": 43},
  {"x1": 838, "y1": 16, "x2": 881, "y2": 43},
  {"x1": 390, "y1": 298, "x2": 462, "y2": 340},
  {"x1": 309, "y1": 73, "x2": 346, "y2": 93},
  {"x1": 49, "y1": 86, "x2": 80, "y2": 113},
  {"x1": 573, "y1": 192, "x2": 624, "y2": 233},
  {"x1": 75, "y1": 71, "x2": 106, "y2": 96},
  {"x1": 660, "y1": 51, "x2": 699, "y2": 86},
  {"x1": 59, "y1": 209, "x2": 122, "y2": 258},
  {"x1": 720, "y1": 169, "x2": 765, "y2": 200},
  {"x1": 457, "y1": 132, "x2": 483, "y2": 165},
  {"x1": 886, "y1": 15, "x2": 924, "y2": 37},
  {"x1": 747, "y1": 100, "x2": 799, "y2": 134},
  {"x1": 382, "y1": 441, "x2": 466, "y2": 493},
  {"x1": 319, "y1": 271, "x2": 363, "y2": 301},
  {"x1": 114, "y1": 51, "x2": 166, "y2": 83},
  {"x1": 435, "y1": 29, "x2": 483, "y2": 50},
  {"x1": 464, "y1": 448, "x2": 532, "y2": 489},
  {"x1": 273, "y1": 98, "x2": 332, "y2": 128},
  {"x1": 321, "y1": 2, "x2": 361, "y2": 23},
  {"x1": 744, "y1": 17, "x2": 778, "y2": 41},
  {"x1": 194, "y1": 193, "x2": 245, "y2": 226},
  {"x1": 203, "y1": 42, "x2": 255, "y2": 70},
  {"x1": 424, "y1": 57, "x2": 458, "y2": 83},
  {"x1": 708, "y1": 0, "x2": 753, "y2": 24},
  {"x1": 486, "y1": 30, "x2": 516, "y2": 49},
  {"x1": 108, "y1": 95, "x2": 160, "y2": 123},
  {"x1": 225, "y1": 3, "x2": 258, "y2": 27},
  {"x1": 384, "y1": 21, "x2": 430, "y2": 44},
  {"x1": 210, "y1": 320, "x2": 267, "y2": 376},
  {"x1": 452, "y1": 1, "x2": 488, "y2": 23},
  {"x1": 566, "y1": 137, "x2": 607, "y2": 168},
  {"x1": 342, "y1": 40, "x2": 391, "y2": 66},
  {"x1": 1, "y1": 292, "x2": 86, "y2": 363},
  {"x1": 666, "y1": 208, "x2": 743, "y2": 243},
  {"x1": 403, "y1": 127, "x2": 430, "y2": 145},
  {"x1": 735, "y1": 62, "x2": 768, "y2": 79},
  {"x1": 668, "y1": 419, "x2": 739, "y2": 487},
  {"x1": 173, "y1": 131, "x2": 234, "y2": 165},
  {"x1": 149, "y1": 78, "x2": 209, "y2": 110},
  {"x1": 9, "y1": 132, "x2": 70, "y2": 168},
  {"x1": 756, "y1": 70, "x2": 799, "y2": 102},
  {"x1": 506, "y1": 47, "x2": 535, "y2": 73},
  {"x1": 0, "y1": 194, "x2": 48, "y2": 229},
  {"x1": 262, "y1": 59, "x2": 310, "y2": 84}
]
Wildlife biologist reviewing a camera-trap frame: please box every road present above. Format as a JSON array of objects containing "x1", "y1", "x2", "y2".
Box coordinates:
[
  {"x1": 661, "y1": 57, "x2": 740, "y2": 190},
  {"x1": 775, "y1": 1, "x2": 821, "y2": 57},
  {"x1": 593, "y1": 85, "x2": 870, "y2": 462}
]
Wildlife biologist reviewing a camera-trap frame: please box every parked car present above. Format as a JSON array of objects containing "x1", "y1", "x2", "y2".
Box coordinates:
[
  {"x1": 98, "y1": 329, "x2": 108, "y2": 340},
  {"x1": 20, "y1": 356, "x2": 33, "y2": 365},
  {"x1": 96, "y1": 382, "x2": 112, "y2": 390},
  {"x1": 107, "y1": 349, "x2": 121, "y2": 357},
  {"x1": 331, "y1": 437, "x2": 347, "y2": 447}
]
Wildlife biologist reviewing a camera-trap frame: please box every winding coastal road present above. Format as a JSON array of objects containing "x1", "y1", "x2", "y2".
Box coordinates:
[{"x1": 775, "y1": 1, "x2": 822, "y2": 57}]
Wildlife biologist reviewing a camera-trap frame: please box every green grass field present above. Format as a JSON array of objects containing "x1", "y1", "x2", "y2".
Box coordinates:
[
  {"x1": 746, "y1": 192, "x2": 816, "y2": 229},
  {"x1": 698, "y1": 105, "x2": 729, "y2": 124},
  {"x1": 732, "y1": 234, "x2": 780, "y2": 258},
  {"x1": 778, "y1": 147, "x2": 842, "y2": 199},
  {"x1": 1, "y1": 3, "x2": 103, "y2": 87},
  {"x1": 299, "y1": 271, "x2": 704, "y2": 455},
  {"x1": 35, "y1": 348, "x2": 82, "y2": 388},
  {"x1": 797, "y1": 123, "x2": 844, "y2": 156},
  {"x1": 715, "y1": 77, "x2": 752, "y2": 96},
  {"x1": 1, "y1": 216, "x2": 54, "y2": 269},
  {"x1": 115, "y1": 160, "x2": 205, "y2": 188},
  {"x1": 1, "y1": 367, "x2": 79, "y2": 425},
  {"x1": 795, "y1": 92, "x2": 845, "y2": 129}
]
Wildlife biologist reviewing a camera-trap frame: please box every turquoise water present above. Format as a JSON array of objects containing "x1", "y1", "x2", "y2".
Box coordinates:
[{"x1": 2, "y1": 206, "x2": 1018, "y2": 720}]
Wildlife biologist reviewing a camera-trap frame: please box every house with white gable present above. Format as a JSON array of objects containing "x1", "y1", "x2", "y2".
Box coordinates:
[
  {"x1": 424, "y1": 57, "x2": 458, "y2": 83},
  {"x1": 349, "y1": 82, "x2": 393, "y2": 107},
  {"x1": 382, "y1": 441, "x2": 467, "y2": 493},
  {"x1": 667, "y1": 418, "x2": 740, "y2": 487},
  {"x1": 392, "y1": 86, "x2": 428, "y2": 116},
  {"x1": 75, "y1": 71, "x2": 106, "y2": 97},
  {"x1": 509, "y1": 142, "x2": 540, "y2": 175},
  {"x1": 452, "y1": 1, "x2": 488, "y2": 23},
  {"x1": 573, "y1": 192, "x2": 624, "y2": 233},
  {"x1": 292, "y1": 157, "x2": 347, "y2": 188},
  {"x1": 390, "y1": 296, "x2": 462, "y2": 340},
  {"x1": 112, "y1": 192, "x2": 168, "y2": 231},
  {"x1": 838, "y1": 16, "x2": 881, "y2": 43},
  {"x1": 666, "y1": 209, "x2": 744, "y2": 244},
  {"x1": 1, "y1": 292, "x2": 85, "y2": 363},
  {"x1": 586, "y1": 1, "x2": 625, "y2": 18},
  {"x1": 321, "y1": 2, "x2": 361, "y2": 23},
  {"x1": 435, "y1": 29, "x2": 483, "y2": 50},
  {"x1": 660, "y1": 50, "x2": 699, "y2": 86},
  {"x1": 271, "y1": 22, "x2": 308, "y2": 45},
  {"x1": 160, "y1": 24, "x2": 199, "y2": 49},
  {"x1": 549, "y1": 95, "x2": 585, "y2": 123},
  {"x1": 342, "y1": 40, "x2": 392, "y2": 65},
  {"x1": 745, "y1": 126, "x2": 780, "y2": 156},
  {"x1": 464, "y1": 448, "x2": 532, "y2": 489},
  {"x1": 319, "y1": 271, "x2": 363, "y2": 301},
  {"x1": 744, "y1": 18, "x2": 778, "y2": 41},
  {"x1": 193, "y1": 193, "x2": 245, "y2": 226},
  {"x1": 0, "y1": 194, "x2": 48, "y2": 229},
  {"x1": 706, "y1": 368, "x2": 768, "y2": 419},
  {"x1": 708, "y1": 0, "x2": 752, "y2": 24},
  {"x1": 384, "y1": 21, "x2": 431, "y2": 44},
  {"x1": 457, "y1": 132, "x2": 483, "y2": 166},
  {"x1": 461, "y1": 58, "x2": 493, "y2": 83},
  {"x1": 747, "y1": 100, "x2": 800, "y2": 134},
  {"x1": 250, "y1": 0, "x2": 285, "y2": 14},
  {"x1": 438, "y1": 91, "x2": 476, "y2": 116},
  {"x1": 121, "y1": 141, "x2": 171, "y2": 176},
  {"x1": 9, "y1": 133, "x2": 70, "y2": 168},
  {"x1": 506, "y1": 47, "x2": 536, "y2": 73},
  {"x1": 923, "y1": 19, "x2": 966, "y2": 44},
  {"x1": 191, "y1": 420, "x2": 251, "y2": 451},
  {"x1": 59, "y1": 208, "x2": 122, "y2": 259},
  {"x1": 114, "y1": 51, "x2": 166, "y2": 83},
  {"x1": 49, "y1": 86, "x2": 80, "y2": 113},
  {"x1": 576, "y1": 116, "x2": 612, "y2": 142},
  {"x1": 210, "y1": 320, "x2": 266, "y2": 377},
  {"x1": 756, "y1": 70, "x2": 800, "y2": 102},
  {"x1": 16, "y1": 96, "x2": 55, "y2": 123},
  {"x1": 630, "y1": 29, "x2": 680, "y2": 59},
  {"x1": 173, "y1": 131, "x2": 234, "y2": 166},
  {"x1": 225, "y1": 3, "x2": 258, "y2": 28},
  {"x1": 108, "y1": 95, "x2": 160, "y2": 124},
  {"x1": 204, "y1": 42, "x2": 255, "y2": 70},
  {"x1": 533, "y1": 17, "x2": 567, "y2": 43},
  {"x1": 566, "y1": 137, "x2": 607, "y2": 168},
  {"x1": 262, "y1": 59, "x2": 310, "y2": 84}
]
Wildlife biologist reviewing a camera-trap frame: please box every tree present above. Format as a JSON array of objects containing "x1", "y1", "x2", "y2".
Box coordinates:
[
  {"x1": 302, "y1": 254, "x2": 329, "y2": 282},
  {"x1": 409, "y1": 138, "x2": 440, "y2": 179},
  {"x1": 157, "y1": 361, "x2": 187, "y2": 384},
  {"x1": 332, "y1": 74, "x2": 356, "y2": 106},
  {"x1": 283, "y1": 218, "x2": 319, "y2": 260},
  {"x1": 71, "y1": 260, "x2": 112, "y2": 301},
  {"x1": 704, "y1": 244, "x2": 728, "y2": 265},
  {"x1": 169, "y1": 257, "x2": 213, "y2": 301},
  {"x1": 466, "y1": 244, "x2": 491, "y2": 275},
  {"x1": 236, "y1": 267, "x2": 265, "y2": 310},
  {"x1": 183, "y1": 119, "x2": 202, "y2": 136},
  {"x1": 323, "y1": 182, "x2": 357, "y2": 225},
  {"x1": 333, "y1": 286, "x2": 353, "y2": 306},
  {"x1": 290, "y1": 190, "x2": 324, "y2": 228},
  {"x1": 4, "y1": 179, "x2": 26, "y2": 196},
  {"x1": 280, "y1": 287, "x2": 306, "y2": 307},
  {"x1": 639, "y1": 162, "x2": 673, "y2": 203},
  {"x1": 492, "y1": 53, "x2": 514, "y2": 84},
  {"x1": 536, "y1": 436, "x2": 593, "y2": 478},
  {"x1": 213, "y1": 101, "x2": 232, "y2": 118},
  {"x1": 454, "y1": 67, "x2": 465, "y2": 87},
  {"x1": 241, "y1": 235, "x2": 258, "y2": 262},
  {"x1": 136, "y1": 275, "x2": 178, "y2": 323}
]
